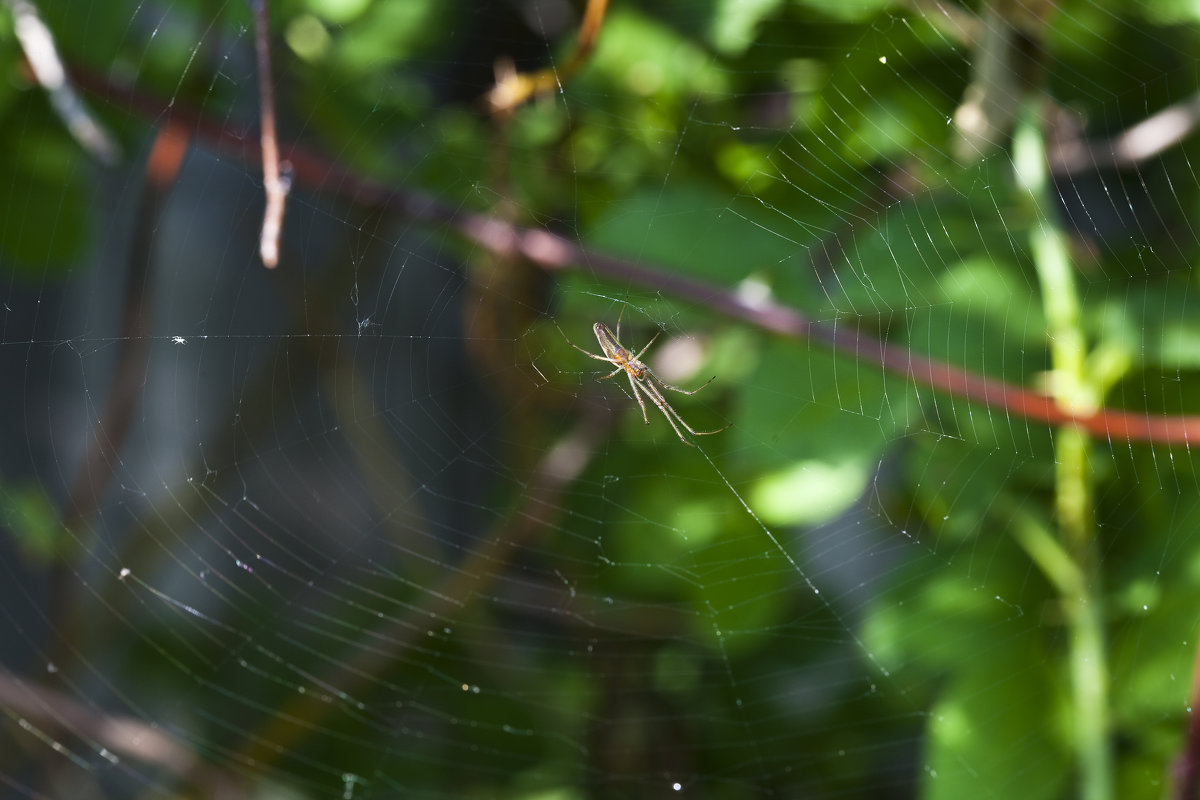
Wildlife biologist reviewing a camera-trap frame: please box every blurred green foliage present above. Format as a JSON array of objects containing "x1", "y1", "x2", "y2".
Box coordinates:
[{"x1": 6, "y1": 1, "x2": 1200, "y2": 798}]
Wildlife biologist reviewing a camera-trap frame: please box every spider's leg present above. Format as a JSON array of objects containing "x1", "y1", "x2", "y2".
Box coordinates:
[
  {"x1": 641, "y1": 381, "x2": 693, "y2": 445},
  {"x1": 556, "y1": 323, "x2": 620, "y2": 362},
  {"x1": 667, "y1": 403, "x2": 730, "y2": 437},
  {"x1": 626, "y1": 372, "x2": 652, "y2": 425},
  {"x1": 648, "y1": 372, "x2": 730, "y2": 437},
  {"x1": 597, "y1": 367, "x2": 623, "y2": 381},
  {"x1": 630, "y1": 330, "x2": 661, "y2": 361},
  {"x1": 651, "y1": 370, "x2": 716, "y2": 396}
]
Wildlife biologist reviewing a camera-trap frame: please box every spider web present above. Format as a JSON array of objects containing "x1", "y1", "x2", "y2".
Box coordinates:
[{"x1": 2, "y1": 1, "x2": 1199, "y2": 798}]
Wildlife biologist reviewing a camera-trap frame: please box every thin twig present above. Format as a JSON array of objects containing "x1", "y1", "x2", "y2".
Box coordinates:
[
  {"x1": 0, "y1": 667, "x2": 243, "y2": 796},
  {"x1": 0, "y1": 667, "x2": 195, "y2": 774},
  {"x1": 1049, "y1": 89, "x2": 1200, "y2": 175},
  {"x1": 483, "y1": 0, "x2": 609, "y2": 115},
  {"x1": 251, "y1": 0, "x2": 289, "y2": 268},
  {"x1": 71, "y1": 68, "x2": 1200, "y2": 444},
  {"x1": 5, "y1": 0, "x2": 120, "y2": 164}
]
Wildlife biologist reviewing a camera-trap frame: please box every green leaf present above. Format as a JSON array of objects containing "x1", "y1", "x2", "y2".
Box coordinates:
[
  {"x1": 738, "y1": 339, "x2": 913, "y2": 526},
  {"x1": 687, "y1": 520, "x2": 794, "y2": 655},
  {"x1": 708, "y1": 0, "x2": 783, "y2": 56},
  {"x1": 750, "y1": 457, "x2": 870, "y2": 526},
  {"x1": 1093, "y1": 276, "x2": 1200, "y2": 371},
  {"x1": 304, "y1": 0, "x2": 372, "y2": 25},
  {"x1": 1, "y1": 483, "x2": 64, "y2": 562},
  {"x1": 0, "y1": 104, "x2": 89, "y2": 276},
  {"x1": 921, "y1": 648, "x2": 1069, "y2": 800},
  {"x1": 584, "y1": 9, "x2": 728, "y2": 101},
  {"x1": 587, "y1": 184, "x2": 820, "y2": 308},
  {"x1": 799, "y1": 0, "x2": 898, "y2": 23}
]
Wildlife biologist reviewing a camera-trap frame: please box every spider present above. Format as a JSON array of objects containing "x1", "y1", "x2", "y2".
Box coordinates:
[{"x1": 557, "y1": 315, "x2": 729, "y2": 446}]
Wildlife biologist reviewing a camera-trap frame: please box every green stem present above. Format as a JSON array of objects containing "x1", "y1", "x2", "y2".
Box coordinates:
[
  {"x1": 1006, "y1": 504, "x2": 1082, "y2": 598},
  {"x1": 1015, "y1": 104, "x2": 1111, "y2": 800},
  {"x1": 1059, "y1": 427, "x2": 1109, "y2": 800}
]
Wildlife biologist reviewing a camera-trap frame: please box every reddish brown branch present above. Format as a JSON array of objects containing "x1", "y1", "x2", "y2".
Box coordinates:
[
  {"x1": 73, "y1": 70, "x2": 1200, "y2": 445},
  {"x1": 62, "y1": 120, "x2": 189, "y2": 528},
  {"x1": 51, "y1": 119, "x2": 189, "y2": 692},
  {"x1": 453, "y1": 220, "x2": 1200, "y2": 443}
]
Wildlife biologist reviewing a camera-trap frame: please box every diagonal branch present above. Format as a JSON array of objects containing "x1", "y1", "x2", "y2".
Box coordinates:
[
  {"x1": 0, "y1": 666, "x2": 242, "y2": 795},
  {"x1": 72, "y1": 69, "x2": 1200, "y2": 445},
  {"x1": 50, "y1": 118, "x2": 190, "y2": 702}
]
